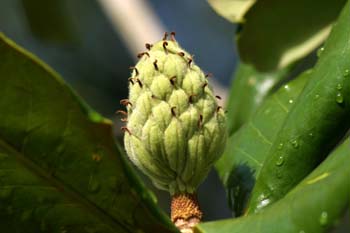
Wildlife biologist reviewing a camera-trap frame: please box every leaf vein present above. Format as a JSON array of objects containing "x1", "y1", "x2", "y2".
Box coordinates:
[
  {"x1": 249, "y1": 122, "x2": 272, "y2": 145},
  {"x1": 273, "y1": 95, "x2": 288, "y2": 113},
  {"x1": 234, "y1": 147, "x2": 262, "y2": 167}
]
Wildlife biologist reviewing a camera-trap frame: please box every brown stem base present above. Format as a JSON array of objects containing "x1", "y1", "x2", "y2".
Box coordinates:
[{"x1": 171, "y1": 193, "x2": 202, "y2": 233}]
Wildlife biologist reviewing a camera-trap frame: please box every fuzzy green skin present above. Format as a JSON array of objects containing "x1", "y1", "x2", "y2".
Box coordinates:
[{"x1": 124, "y1": 39, "x2": 227, "y2": 195}]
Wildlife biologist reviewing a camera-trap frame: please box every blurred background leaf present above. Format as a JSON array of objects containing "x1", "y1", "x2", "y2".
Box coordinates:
[
  {"x1": 207, "y1": 0, "x2": 256, "y2": 23},
  {"x1": 237, "y1": 0, "x2": 347, "y2": 71},
  {"x1": 21, "y1": 0, "x2": 77, "y2": 43}
]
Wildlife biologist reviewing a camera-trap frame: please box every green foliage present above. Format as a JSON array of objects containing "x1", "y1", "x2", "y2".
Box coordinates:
[
  {"x1": 0, "y1": 33, "x2": 177, "y2": 233},
  {"x1": 197, "y1": 138, "x2": 350, "y2": 233},
  {"x1": 0, "y1": 0, "x2": 350, "y2": 232},
  {"x1": 222, "y1": 0, "x2": 342, "y2": 135},
  {"x1": 246, "y1": 0, "x2": 350, "y2": 212},
  {"x1": 217, "y1": 69, "x2": 311, "y2": 215},
  {"x1": 225, "y1": 62, "x2": 294, "y2": 135},
  {"x1": 208, "y1": 0, "x2": 350, "y2": 232}
]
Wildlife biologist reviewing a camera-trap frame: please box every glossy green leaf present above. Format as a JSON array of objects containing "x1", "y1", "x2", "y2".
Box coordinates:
[
  {"x1": 226, "y1": 62, "x2": 294, "y2": 135},
  {"x1": 207, "y1": 0, "x2": 256, "y2": 23},
  {"x1": 0, "y1": 33, "x2": 177, "y2": 233},
  {"x1": 217, "y1": 69, "x2": 311, "y2": 215},
  {"x1": 238, "y1": 0, "x2": 346, "y2": 71},
  {"x1": 21, "y1": 0, "x2": 77, "y2": 43},
  {"x1": 247, "y1": 1, "x2": 350, "y2": 213},
  {"x1": 197, "y1": 138, "x2": 350, "y2": 233}
]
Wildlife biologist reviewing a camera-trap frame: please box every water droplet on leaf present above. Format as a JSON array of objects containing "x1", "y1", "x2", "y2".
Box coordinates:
[
  {"x1": 319, "y1": 211, "x2": 328, "y2": 226},
  {"x1": 335, "y1": 93, "x2": 344, "y2": 104},
  {"x1": 343, "y1": 69, "x2": 349, "y2": 77},
  {"x1": 291, "y1": 140, "x2": 299, "y2": 148},
  {"x1": 317, "y1": 47, "x2": 324, "y2": 57},
  {"x1": 288, "y1": 99, "x2": 294, "y2": 104},
  {"x1": 277, "y1": 143, "x2": 283, "y2": 150},
  {"x1": 258, "y1": 199, "x2": 270, "y2": 209},
  {"x1": 336, "y1": 84, "x2": 343, "y2": 90},
  {"x1": 275, "y1": 156, "x2": 284, "y2": 166},
  {"x1": 256, "y1": 194, "x2": 271, "y2": 210}
]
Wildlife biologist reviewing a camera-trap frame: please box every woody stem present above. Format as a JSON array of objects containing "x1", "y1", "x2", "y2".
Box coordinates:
[{"x1": 171, "y1": 193, "x2": 202, "y2": 233}]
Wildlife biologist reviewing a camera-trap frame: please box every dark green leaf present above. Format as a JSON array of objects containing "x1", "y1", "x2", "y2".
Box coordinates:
[
  {"x1": 217, "y1": 69, "x2": 311, "y2": 215},
  {"x1": 238, "y1": 0, "x2": 346, "y2": 71},
  {"x1": 0, "y1": 33, "x2": 177, "y2": 233},
  {"x1": 197, "y1": 138, "x2": 350, "y2": 233},
  {"x1": 226, "y1": 62, "x2": 294, "y2": 135},
  {"x1": 247, "y1": 1, "x2": 350, "y2": 213},
  {"x1": 207, "y1": 0, "x2": 256, "y2": 23}
]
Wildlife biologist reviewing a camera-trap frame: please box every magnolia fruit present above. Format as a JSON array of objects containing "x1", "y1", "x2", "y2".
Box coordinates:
[{"x1": 121, "y1": 33, "x2": 227, "y2": 196}]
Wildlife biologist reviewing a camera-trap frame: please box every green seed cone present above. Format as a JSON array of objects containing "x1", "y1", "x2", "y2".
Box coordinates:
[{"x1": 123, "y1": 36, "x2": 227, "y2": 195}]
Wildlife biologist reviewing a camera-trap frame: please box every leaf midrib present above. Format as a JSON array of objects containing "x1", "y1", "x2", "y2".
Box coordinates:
[{"x1": 0, "y1": 136, "x2": 133, "y2": 233}]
